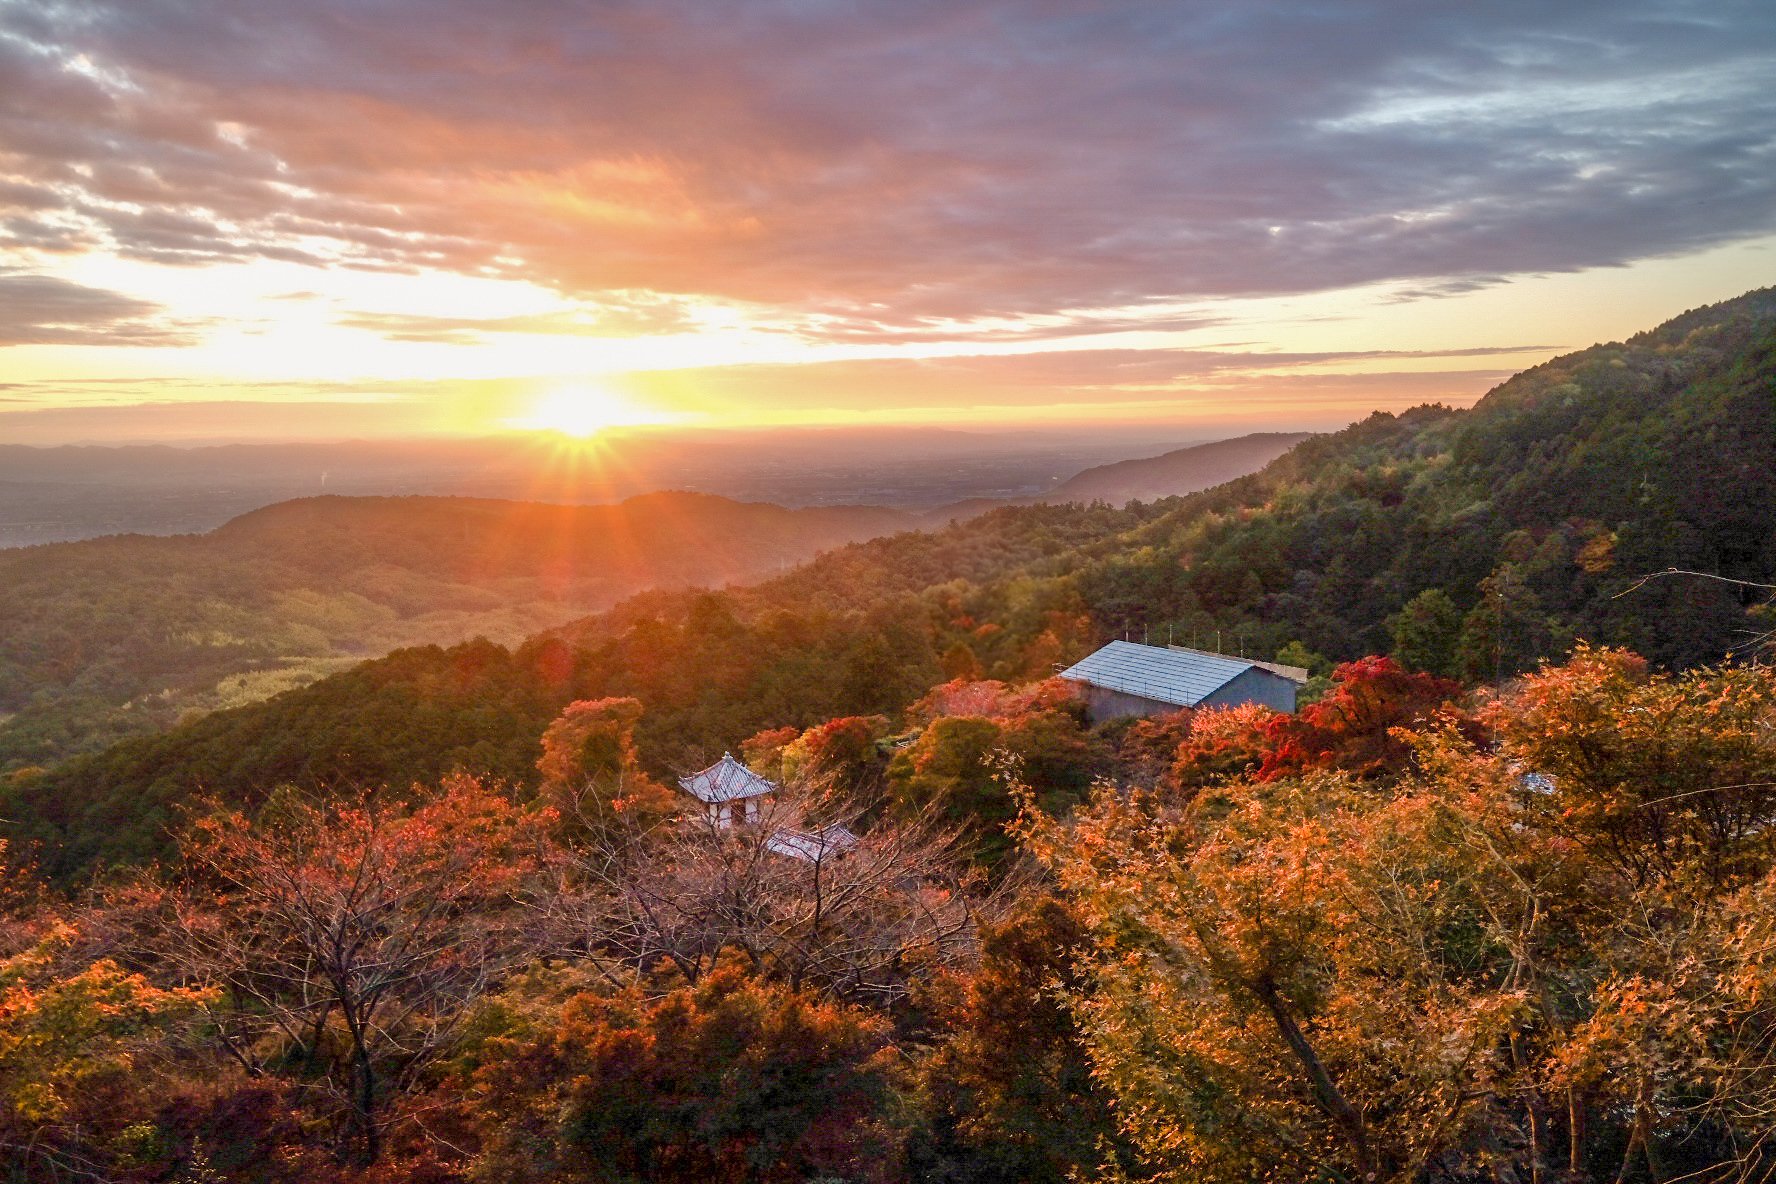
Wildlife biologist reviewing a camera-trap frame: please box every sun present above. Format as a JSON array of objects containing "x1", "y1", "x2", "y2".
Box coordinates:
[{"x1": 510, "y1": 383, "x2": 662, "y2": 437}]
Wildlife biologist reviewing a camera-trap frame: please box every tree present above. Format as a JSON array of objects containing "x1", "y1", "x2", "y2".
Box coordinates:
[
  {"x1": 889, "y1": 716, "x2": 1010, "y2": 841},
  {"x1": 463, "y1": 959, "x2": 900, "y2": 1184},
  {"x1": 1024, "y1": 649, "x2": 1776, "y2": 1184},
  {"x1": 1489, "y1": 644, "x2": 1776, "y2": 887},
  {"x1": 776, "y1": 715, "x2": 891, "y2": 795},
  {"x1": 913, "y1": 897, "x2": 1131, "y2": 1184},
  {"x1": 1388, "y1": 588, "x2": 1462, "y2": 679},
  {"x1": 942, "y1": 641, "x2": 985, "y2": 682},
  {"x1": 1026, "y1": 772, "x2": 1528, "y2": 1183},
  {"x1": 167, "y1": 776, "x2": 550, "y2": 1165},
  {"x1": 1168, "y1": 702, "x2": 1276, "y2": 791},
  {"x1": 1456, "y1": 564, "x2": 1556, "y2": 683},
  {"x1": 1258, "y1": 655, "x2": 1465, "y2": 780},
  {"x1": 0, "y1": 924, "x2": 212, "y2": 1181},
  {"x1": 889, "y1": 692, "x2": 1099, "y2": 864},
  {"x1": 568, "y1": 780, "x2": 985, "y2": 1007},
  {"x1": 538, "y1": 697, "x2": 678, "y2": 849}
]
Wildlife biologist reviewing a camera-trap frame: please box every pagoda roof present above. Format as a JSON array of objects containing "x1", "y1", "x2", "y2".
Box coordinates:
[{"x1": 678, "y1": 752, "x2": 779, "y2": 803}]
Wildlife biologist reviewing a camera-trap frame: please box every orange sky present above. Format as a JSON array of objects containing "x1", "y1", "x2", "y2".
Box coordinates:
[{"x1": 1, "y1": 0, "x2": 1772, "y2": 444}]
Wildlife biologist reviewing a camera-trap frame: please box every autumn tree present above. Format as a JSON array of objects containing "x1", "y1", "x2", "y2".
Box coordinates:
[
  {"x1": 1026, "y1": 772, "x2": 1530, "y2": 1183},
  {"x1": 1482, "y1": 644, "x2": 1776, "y2": 888},
  {"x1": 1027, "y1": 649, "x2": 1776, "y2": 1184},
  {"x1": 778, "y1": 714, "x2": 891, "y2": 795},
  {"x1": 0, "y1": 923, "x2": 212, "y2": 1180},
  {"x1": 167, "y1": 775, "x2": 551, "y2": 1165},
  {"x1": 569, "y1": 780, "x2": 984, "y2": 1007},
  {"x1": 912, "y1": 896, "x2": 1132, "y2": 1184},
  {"x1": 538, "y1": 696, "x2": 679, "y2": 850},
  {"x1": 462, "y1": 958, "x2": 900, "y2": 1184},
  {"x1": 1168, "y1": 701, "x2": 1276, "y2": 791},
  {"x1": 1257, "y1": 654, "x2": 1465, "y2": 780}
]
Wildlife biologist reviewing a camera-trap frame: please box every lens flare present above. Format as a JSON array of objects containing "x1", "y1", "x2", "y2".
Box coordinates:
[{"x1": 510, "y1": 383, "x2": 662, "y2": 436}]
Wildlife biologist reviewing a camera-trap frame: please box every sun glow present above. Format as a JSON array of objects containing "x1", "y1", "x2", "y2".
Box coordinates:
[{"x1": 510, "y1": 383, "x2": 665, "y2": 436}]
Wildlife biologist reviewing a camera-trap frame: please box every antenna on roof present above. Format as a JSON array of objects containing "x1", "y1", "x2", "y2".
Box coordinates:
[{"x1": 1216, "y1": 629, "x2": 1221, "y2": 653}]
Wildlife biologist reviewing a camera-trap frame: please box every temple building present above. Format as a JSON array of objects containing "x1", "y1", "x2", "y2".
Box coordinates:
[
  {"x1": 678, "y1": 752, "x2": 859, "y2": 862},
  {"x1": 678, "y1": 752, "x2": 777, "y2": 828}
]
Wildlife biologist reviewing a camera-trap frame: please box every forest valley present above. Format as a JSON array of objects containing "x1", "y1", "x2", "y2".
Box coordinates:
[{"x1": 0, "y1": 287, "x2": 1772, "y2": 1182}]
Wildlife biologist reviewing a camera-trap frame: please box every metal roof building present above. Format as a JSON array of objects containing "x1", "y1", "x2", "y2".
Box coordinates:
[
  {"x1": 1059, "y1": 640, "x2": 1303, "y2": 722},
  {"x1": 765, "y1": 824, "x2": 860, "y2": 862}
]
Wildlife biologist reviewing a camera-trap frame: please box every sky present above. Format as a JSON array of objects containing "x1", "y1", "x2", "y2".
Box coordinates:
[{"x1": 0, "y1": 0, "x2": 1773, "y2": 444}]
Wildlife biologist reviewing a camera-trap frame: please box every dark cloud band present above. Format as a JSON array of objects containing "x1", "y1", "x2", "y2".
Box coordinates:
[
  {"x1": 2, "y1": 0, "x2": 1772, "y2": 336},
  {"x1": 0, "y1": 271, "x2": 203, "y2": 346}
]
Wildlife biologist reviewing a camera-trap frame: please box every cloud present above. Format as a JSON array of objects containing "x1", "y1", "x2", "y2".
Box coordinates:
[
  {"x1": 627, "y1": 344, "x2": 1544, "y2": 418},
  {"x1": 0, "y1": 397, "x2": 444, "y2": 444},
  {"x1": 335, "y1": 301, "x2": 692, "y2": 344},
  {"x1": 769, "y1": 310, "x2": 1227, "y2": 345},
  {"x1": 0, "y1": 271, "x2": 206, "y2": 346},
  {"x1": 0, "y1": 0, "x2": 1772, "y2": 335}
]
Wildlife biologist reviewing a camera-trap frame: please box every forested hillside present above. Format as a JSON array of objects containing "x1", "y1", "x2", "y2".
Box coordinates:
[
  {"x1": 9, "y1": 287, "x2": 1773, "y2": 878},
  {"x1": 1, "y1": 289, "x2": 1775, "y2": 1184},
  {"x1": 0, "y1": 492, "x2": 912, "y2": 770},
  {"x1": 1076, "y1": 285, "x2": 1776, "y2": 674}
]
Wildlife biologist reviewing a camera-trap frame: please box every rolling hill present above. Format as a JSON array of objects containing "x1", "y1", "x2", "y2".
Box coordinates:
[{"x1": 0, "y1": 491, "x2": 914, "y2": 770}]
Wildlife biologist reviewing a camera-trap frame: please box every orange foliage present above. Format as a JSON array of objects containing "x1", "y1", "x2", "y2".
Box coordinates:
[
  {"x1": 910, "y1": 676, "x2": 1081, "y2": 724},
  {"x1": 464, "y1": 960, "x2": 900, "y2": 1183},
  {"x1": 537, "y1": 697, "x2": 677, "y2": 841}
]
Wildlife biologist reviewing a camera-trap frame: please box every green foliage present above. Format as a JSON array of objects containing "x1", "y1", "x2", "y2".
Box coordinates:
[
  {"x1": 1272, "y1": 639, "x2": 1330, "y2": 677},
  {"x1": 1388, "y1": 588, "x2": 1462, "y2": 677},
  {"x1": 1074, "y1": 287, "x2": 1776, "y2": 678},
  {"x1": 888, "y1": 696, "x2": 1101, "y2": 864}
]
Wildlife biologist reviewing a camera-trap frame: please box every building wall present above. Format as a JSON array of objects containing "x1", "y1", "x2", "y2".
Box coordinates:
[
  {"x1": 1079, "y1": 683, "x2": 1187, "y2": 724},
  {"x1": 1199, "y1": 667, "x2": 1298, "y2": 713},
  {"x1": 1074, "y1": 667, "x2": 1299, "y2": 723}
]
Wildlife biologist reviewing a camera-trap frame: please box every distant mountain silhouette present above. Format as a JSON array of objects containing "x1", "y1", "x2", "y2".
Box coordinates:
[
  {"x1": 1045, "y1": 432, "x2": 1314, "y2": 503},
  {"x1": 925, "y1": 432, "x2": 1312, "y2": 521},
  {"x1": 0, "y1": 491, "x2": 915, "y2": 769},
  {"x1": 208, "y1": 492, "x2": 914, "y2": 590}
]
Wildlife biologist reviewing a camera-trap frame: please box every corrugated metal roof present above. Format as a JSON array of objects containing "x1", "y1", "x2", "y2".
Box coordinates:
[
  {"x1": 679, "y1": 753, "x2": 779, "y2": 803},
  {"x1": 1059, "y1": 640, "x2": 1254, "y2": 707},
  {"x1": 766, "y1": 825, "x2": 859, "y2": 862},
  {"x1": 1168, "y1": 644, "x2": 1308, "y2": 684}
]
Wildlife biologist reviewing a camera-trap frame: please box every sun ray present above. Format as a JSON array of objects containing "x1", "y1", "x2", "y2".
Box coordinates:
[{"x1": 509, "y1": 382, "x2": 664, "y2": 437}]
